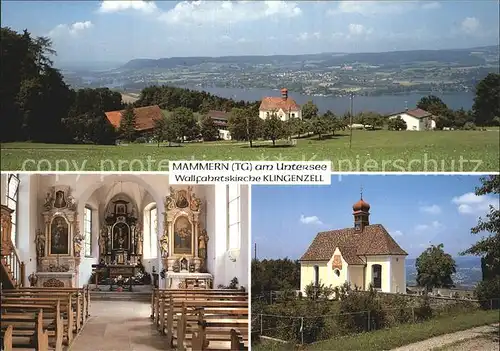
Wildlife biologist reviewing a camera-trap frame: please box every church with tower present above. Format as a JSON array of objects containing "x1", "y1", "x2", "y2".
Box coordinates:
[{"x1": 300, "y1": 194, "x2": 408, "y2": 295}]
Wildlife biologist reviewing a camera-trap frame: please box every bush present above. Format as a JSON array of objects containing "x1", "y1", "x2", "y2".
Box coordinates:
[
  {"x1": 414, "y1": 293, "x2": 433, "y2": 321},
  {"x1": 475, "y1": 278, "x2": 500, "y2": 309},
  {"x1": 388, "y1": 116, "x2": 407, "y2": 131},
  {"x1": 462, "y1": 122, "x2": 477, "y2": 130}
]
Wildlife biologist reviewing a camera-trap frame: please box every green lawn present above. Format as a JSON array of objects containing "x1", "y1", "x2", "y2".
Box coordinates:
[
  {"x1": 1, "y1": 130, "x2": 498, "y2": 171},
  {"x1": 252, "y1": 310, "x2": 499, "y2": 351}
]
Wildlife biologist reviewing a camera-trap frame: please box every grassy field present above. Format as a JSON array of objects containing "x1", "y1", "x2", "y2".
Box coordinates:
[
  {"x1": 252, "y1": 310, "x2": 499, "y2": 351},
  {"x1": 1, "y1": 130, "x2": 498, "y2": 171}
]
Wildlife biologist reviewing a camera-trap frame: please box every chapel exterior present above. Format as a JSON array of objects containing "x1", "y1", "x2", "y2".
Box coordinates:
[
  {"x1": 259, "y1": 88, "x2": 302, "y2": 121},
  {"x1": 300, "y1": 196, "x2": 407, "y2": 295}
]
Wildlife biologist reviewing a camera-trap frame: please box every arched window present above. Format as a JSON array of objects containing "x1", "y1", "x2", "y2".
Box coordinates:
[
  {"x1": 227, "y1": 185, "x2": 240, "y2": 250},
  {"x1": 372, "y1": 264, "x2": 382, "y2": 289},
  {"x1": 334, "y1": 269, "x2": 341, "y2": 277},
  {"x1": 314, "y1": 265, "x2": 319, "y2": 286},
  {"x1": 6, "y1": 174, "x2": 20, "y2": 246},
  {"x1": 84, "y1": 206, "x2": 93, "y2": 257},
  {"x1": 150, "y1": 206, "x2": 158, "y2": 257}
]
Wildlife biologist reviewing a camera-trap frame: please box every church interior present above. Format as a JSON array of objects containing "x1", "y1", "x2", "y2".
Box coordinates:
[{"x1": 1, "y1": 173, "x2": 250, "y2": 350}]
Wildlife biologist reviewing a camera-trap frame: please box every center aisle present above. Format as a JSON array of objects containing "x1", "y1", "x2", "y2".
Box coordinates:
[{"x1": 70, "y1": 300, "x2": 166, "y2": 351}]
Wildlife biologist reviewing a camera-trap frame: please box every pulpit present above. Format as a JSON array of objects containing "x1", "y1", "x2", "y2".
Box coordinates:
[{"x1": 160, "y1": 187, "x2": 213, "y2": 288}]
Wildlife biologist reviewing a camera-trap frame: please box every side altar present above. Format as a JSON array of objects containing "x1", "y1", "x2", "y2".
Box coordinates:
[
  {"x1": 160, "y1": 187, "x2": 212, "y2": 289},
  {"x1": 33, "y1": 186, "x2": 82, "y2": 287}
]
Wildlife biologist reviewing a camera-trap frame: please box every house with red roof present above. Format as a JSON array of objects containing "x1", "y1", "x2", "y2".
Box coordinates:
[
  {"x1": 104, "y1": 105, "x2": 164, "y2": 137},
  {"x1": 300, "y1": 195, "x2": 407, "y2": 295},
  {"x1": 259, "y1": 88, "x2": 302, "y2": 121},
  {"x1": 206, "y1": 110, "x2": 231, "y2": 140},
  {"x1": 386, "y1": 107, "x2": 436, "y2": 131}
]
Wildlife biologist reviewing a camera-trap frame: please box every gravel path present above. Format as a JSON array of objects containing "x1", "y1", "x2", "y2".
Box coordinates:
[{"x1": 390, "y1": 324, "x2": 499, "y2": 351}]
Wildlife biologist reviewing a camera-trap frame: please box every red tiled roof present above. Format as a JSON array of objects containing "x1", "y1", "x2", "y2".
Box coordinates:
[
  {"x1": 207, "y1": 110, "x2": 229, "y2": 120},
  {"x1": 387, "y1": 108, "x2": 433, "y2": 119},
  {"x1": 299, "y1": 224, "x2": 408, "y2": 264},
  {"x1": 259, "y1": 97, "x2": 301, "y2": 112},
  {"x1": 105, "y1": 105, "x2": 163, "y2": 131}
]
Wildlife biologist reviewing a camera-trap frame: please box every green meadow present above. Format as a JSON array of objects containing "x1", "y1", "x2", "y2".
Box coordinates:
[{"x1": 1, "y1": 130, "x2": 498, "y2": 172}]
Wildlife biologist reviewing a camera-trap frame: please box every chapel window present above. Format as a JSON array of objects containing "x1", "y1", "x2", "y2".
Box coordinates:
[
  {"x1": 84, "y1": 206, "x2": 93, "y2": 257},
  {"x1": 227, "y1": 185, "x2": 240, "y2": 250},
  {"x1": 6, "y1": 174, "x2": 20, "y2": 246},
  {"x1": 372, "y1": 264, "x2": 382, "y2": 289}
]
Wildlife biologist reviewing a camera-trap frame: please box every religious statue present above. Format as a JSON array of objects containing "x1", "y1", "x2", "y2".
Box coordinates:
[
  {"x1": 117, "y1": 228, "x2": 125, "y2": 248},
  {"x1": 73, "y1": 227, "x2": 84, "y2": 257},
  {"x1": 190, "y1": 194, "x2": 202, "y2": 212},
  {"x1": 99, "y1": 227, "x2": 107, "y2": 256},
  {"x1": 136, "y1": 231, "x2": 143, "y2": 255},
  {"x1": 105, "y1": 206, "x2": 113, "y2": 219},
  {"x1": 28, "y1": 272, "x2": 38, "y2": 287},
  {"x1": 198, "y1": 229, "x2": 209, "y2": 259},
  {"x1": 159, "y1": 234, "x2": 169, "y2": 257},
  {"x1": 43, "y1": 192, "x2": 53, "y2": 210},
  {"x1": 131, "y1": 206, "x2": 137, "y2": 219},
  {"x1": 54, "y1": 190, "x2": 67, "y2": 209},
  {"x1": 67, "y1": 195, "x2": 77, "y2": 211},
  {"x1": 34, "y1": 229, "x2": 45, "y2": 261}
]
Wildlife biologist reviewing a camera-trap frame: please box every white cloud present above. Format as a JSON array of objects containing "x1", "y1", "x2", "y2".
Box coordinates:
[
  {"x1": 452, "y1": 192, "x2": 498, "y2": 215},
  {"x1": 419, "y1": 204, "x2": 442, "y2": 215},
  {"x1": 461, "y1": 17, "x2": 480, "y2": 34},
  {"x1": 98, "y1": 1, "x2": 158, "y2": 14},
  {"x1": 160, "y1": 1, "x2": 301, "y2": 25},
  {"x1": 422, "y1": 2, "x2": 441, "y2": 10},
  {"x1": 297, "y1": 32, "x2": 321, "y2": 41},
  {"x1": 391, "y1": 230, "x2": 403, "y2": 237},
  {"x1": 415, "y1": 221, "x2": 444, "y2": 232},
  {"x1": 48, "y1": 21, "x2": 93, "y2": 37},
  {"x1": 328, "y1": 1, "x2": 416, "y2": 17},
  {"x1": 348, "y1": 23, "x2": 372, "y2": 36},
  {"x1": 300, "y1": 215, "x2": 323, "y2": 225}
]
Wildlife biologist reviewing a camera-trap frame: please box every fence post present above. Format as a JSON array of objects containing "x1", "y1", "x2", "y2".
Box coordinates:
[
  {"x1": 300, "y1": 317, "x2": 304, "y2": 345},
  {"x1": 260, "y1": 314, "x2": 263, "y2": 336},
  {"x1": 491, "y1": 299, "x2": 493, "y2": 310},
  {"x1": 367, "y1": 310, "x2": 370, "y2": 332},
  {"x1": 411, "y1": 307, "x2": 415, "y2": 323}
]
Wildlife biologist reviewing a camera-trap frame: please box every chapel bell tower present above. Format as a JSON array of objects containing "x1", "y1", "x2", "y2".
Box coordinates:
[{"x1": 353, "y1": 189, "x2": 370, "y2": 231}]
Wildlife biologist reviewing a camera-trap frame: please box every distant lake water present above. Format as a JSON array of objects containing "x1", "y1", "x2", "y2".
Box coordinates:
[{"x1": 183, "y1": 86, "x2": 475, "y2": 114}]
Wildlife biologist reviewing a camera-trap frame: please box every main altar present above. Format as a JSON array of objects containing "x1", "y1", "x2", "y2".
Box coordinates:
[
  {"x1": 33, "y1": 186, "x2": 82, "y2": 287},
  {"x1": 160, "y1": 187, "x2": 213, "y2": 289}
]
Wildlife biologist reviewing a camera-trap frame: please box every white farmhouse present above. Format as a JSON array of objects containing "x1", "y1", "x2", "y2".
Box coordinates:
[
  {"x1": 387, "y1": 108, "x2": 436, "y2": 131},
  {"x1": 259, "y1": 88, "x2": 302, "y2": 121}
]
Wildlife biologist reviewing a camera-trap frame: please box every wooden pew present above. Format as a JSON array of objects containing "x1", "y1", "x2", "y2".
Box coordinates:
[
  {"x1": 0, "y1": 310, "x2": 53, "y2": 351},
  {"x1": 162, "y1": 299, "x2": 248, "y2": 350},
  {"x1": 230, "y1": 329, "x2": 247, "y2": 351},
  {"x1": 1, "y1": 295, "x2": 75, "y2": 343},
  {"x1": 5, "y1": 287, "x2": 88, "y2": 328},
  {"x1": 152, "y1": 288, "x2": 248, "y2": 324},
  {"x1": 13, "y1": 286, "x2": 89, "y2": 324},
  {"x1": 158, "y1": 295, "x2": 248, "y2": 333}
]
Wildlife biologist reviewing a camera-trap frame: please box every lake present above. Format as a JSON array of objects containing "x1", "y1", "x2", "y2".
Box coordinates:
[{"x1": 183, "y1": 86, "x2": 475, "y2": 115}]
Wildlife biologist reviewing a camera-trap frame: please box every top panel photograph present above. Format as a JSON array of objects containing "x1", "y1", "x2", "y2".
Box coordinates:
[{"x1": 1, "y1": 1, "x2": 499, "y2": 172}]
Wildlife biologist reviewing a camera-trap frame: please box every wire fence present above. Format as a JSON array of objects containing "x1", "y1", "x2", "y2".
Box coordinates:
[{"x1": 252, "y1": 298, "x2": 500, "y2": 345}]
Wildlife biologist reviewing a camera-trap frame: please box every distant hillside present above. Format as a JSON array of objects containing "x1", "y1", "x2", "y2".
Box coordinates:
[{"x1": 121, "y1": 46, "x2": 498, "y2": 70}]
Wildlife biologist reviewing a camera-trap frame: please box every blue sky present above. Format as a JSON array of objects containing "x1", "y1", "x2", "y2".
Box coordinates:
[
  {"x1": 1, "y1": 1, "x2": 499, "y2": 64},
  {"x1": 252, "y1": 175, "x2": 498, "y2": 259}
]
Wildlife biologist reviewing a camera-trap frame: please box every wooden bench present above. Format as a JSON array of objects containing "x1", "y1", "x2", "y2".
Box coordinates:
[
  {"x1": 1, "y1": 304, "x2": 62, "y2": 351},
  {"x1": 1, "y1": 295, "x2": 76, "y2": 343},
  {"x1": 13, "y1": 286, "x2": 90, "y2": 322},
  {"x1": 152, "y1": 288, "x2": 247, "y2": 323},
  {"x1": 1, "y1": 311, "x2": 50, "y2": 351},
  {"x1": 5, "y1": 286, "x2": 89, "y2": 327},
  {"x1": 161, "y1": 298, "x2": 248, "y2": 351}
]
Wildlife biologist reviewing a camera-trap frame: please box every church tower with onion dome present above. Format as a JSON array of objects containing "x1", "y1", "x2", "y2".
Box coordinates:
[{"x1": 353, "y1": 189, "x2": 370, "y2": 231}]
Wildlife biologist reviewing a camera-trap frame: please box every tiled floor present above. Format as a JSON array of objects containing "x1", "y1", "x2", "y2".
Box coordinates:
[{"x1": 69, "y1": 300, "x2": 167, "y2": 351}]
